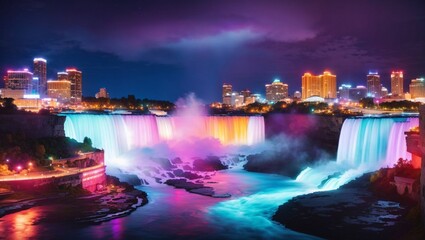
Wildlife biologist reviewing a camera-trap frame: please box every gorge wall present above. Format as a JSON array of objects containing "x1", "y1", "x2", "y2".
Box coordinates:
[
  {"x1": 264, "y1": 113, "x2": 345, "y2": 155},
  {"x1": 0, "y1": 114, "x2": 65, "y2": 138}
]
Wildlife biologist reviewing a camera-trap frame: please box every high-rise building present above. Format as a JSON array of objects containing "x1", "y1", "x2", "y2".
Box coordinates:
[
  {"x1": 57, "y1": 72, "x2": 68, "y2": 81},
  {"x1": 349, "y1": 86, "x2": 367, "y2": 101},
  {"x1": 33, "y1": 58, "x2": 47, "y2": 96},
  {"x1": 381, "y1": 86, "x2": 388, "y2": 97},
  {"x1": 302, "y1": 73, "x2": 321, "y2": 99},
  {"x1": 265, "y1": 79, "x2": 288, "y2": 103},
  {"x1": 391, "y1": 71, "x2": 404, "y2": 96},
  {"x1": 66, "y1": 68, "x2": 82, "y2": 103},
  {"x1": 240, "y1": 89, "x2": 250, "y2": 98},
  {"x1": 293, "y1": 91, "x2": 301, "y2": 99},
  {"x1": 321, "y1": 71, "x2": 337, "y2": 98},
  {"x1": 409, "y1": 78, "x2": 425, "y2": 99},
  {"x1": 245, "y1": 94, "x2": 257, "y2": 105},
  {"x1": 47, "y1": 80, "x2": 71, "y2": 103},
  {"x1": 240, "y1": 89, "x2": 252, "y2": 104},
  {"x1": 5, "y1": 69, "x2": 33, "y2": 91},
  {"x1": 338, "y1": 84, "x2": 351, "y2": 100},
  {"x1": 231, "y1": 92, "x2": 244, "y2": 108},
  {"x1": 302, "y1": 71, "x2": 336, "y2": 99},
  {"x1": 367, "y1": 72, "x2": 381, "y2": 97},
  {"x1": 222, "y1": 83, "x2": 232, "y2": 103},
  {"x1": 338, "y1": 84, "x2": 367, "y2": 101},
  {"x1": 95, "y1": 88, "x2": 110, "y2": 99}
]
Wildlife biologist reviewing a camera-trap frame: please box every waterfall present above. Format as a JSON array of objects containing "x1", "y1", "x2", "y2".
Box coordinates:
[
  {"x1": 62, "y1": 114, "x2": 265, "y2": 165},
  {"x1": 297, "y1": 116, "x2": 419, "y2": 190}
]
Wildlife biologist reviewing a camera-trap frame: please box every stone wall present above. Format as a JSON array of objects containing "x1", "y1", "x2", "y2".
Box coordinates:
[
  {"x1": 0, "y1": 114, "x2": 65, "y2": 138},
  {"x1": 2, "y1": 165, "x2": 106, "y2": 192},
  {"x1": 419, "y1": 106, "x2": 425, "y2": 225}
]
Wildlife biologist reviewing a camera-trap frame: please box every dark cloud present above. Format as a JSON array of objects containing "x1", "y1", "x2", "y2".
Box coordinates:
[{"x1": 0, "y1": 0, "x2": 424, "y2": 101}]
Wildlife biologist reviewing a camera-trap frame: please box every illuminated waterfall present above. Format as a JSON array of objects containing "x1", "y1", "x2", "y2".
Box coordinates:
[
  {"x1": 297, "y1": 116, "x2": 419, "y2": 190},
  {"x1": 63, "y1": 114, "x2": 265, "y2": 164}
]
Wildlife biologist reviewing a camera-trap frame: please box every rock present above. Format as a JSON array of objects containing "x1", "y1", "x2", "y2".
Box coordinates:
[
  {"x1": 182, "y1": 165, "x2": 193, "y2": 171},
  {"x1": 272, "y1": 172, "x2": 420, "y2": 240},
  {"x1": 173, "y1": 169, "x2": 184, "y2": 177},
  {"x1": 189, "y1": 187, "x2": 215, "y2": 196},
  {"x1": 192, "y1": 156, "x2": 227, "y2": 171},
  {"x1": 151, "y1": 158, "x2": 173, "y2": 171},
  {"x1": 171, "y1": 157, "x2": 182, "y2": 164},
  {"x1": 212, "y1": 193, "x2": 231, "y2": 198},
  {"x1": 164, "y1": 179, "x2": 204, "y2": 190},
  {"x1": 244, "y1": 151, "x2": 306, "y2": 178}
]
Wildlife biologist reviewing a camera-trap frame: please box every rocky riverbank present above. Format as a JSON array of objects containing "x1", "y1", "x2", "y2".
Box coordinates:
[
  {"x1": 0, "y1": 175, "x2": 148, "y2": 224},
  {"x1": 272, "y1": 171, "x2": 424, "y2": 240}
]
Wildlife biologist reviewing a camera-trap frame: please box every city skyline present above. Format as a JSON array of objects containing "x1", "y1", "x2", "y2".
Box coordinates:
[{"x1": 1, "y1": 0, "x2": 424, "y2": 102}]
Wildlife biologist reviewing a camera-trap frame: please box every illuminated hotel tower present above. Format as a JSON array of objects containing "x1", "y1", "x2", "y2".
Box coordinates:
[
  {"x1": 222, "y1": 83, "x2": 232, "y2": 103},
  {"x1": 302, "y1": 73, "x2": 321, "y2": 99},
  {"x1": 321, "y1": 71, "x2": 337, "y2": 98},
  {"x1": 265, "y1": 79, "x2": 288, "y2": 103},
  {"x1": 66, "y1": 68, "x2": 83, "y2": 103},
  {"x1": 33, "y1": 58, "x2": 47, "y2": 96},
  {"x1": 57, "y1": 71, "x2": 68, "y2": 81},
  {"x1": 391, "y1": 71, "x2": 404, "y2": 96},
  {"x1": 302, "y1": 71, "x2": 336, "y2": 99},
  {"x1": 409, "y1": 78, "x2": 425, "y2": 99},
  {"x1": 367, "y1": 72, "x2": 381, "y2": 97},
  {"x1": 47, "y1": 80, "x2": 71, "y2": 103},
  {"x1": 5, "y1": 69, "x2": 33, "y2": 91}
]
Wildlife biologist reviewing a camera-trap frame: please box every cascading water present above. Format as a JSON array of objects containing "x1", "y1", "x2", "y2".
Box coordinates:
[
  {"x1": 296, "y1": 116, "x2": 419, "y2": 190},
  {"x1": 62, "y1": 114, "x2": 265, "y2": 165}
]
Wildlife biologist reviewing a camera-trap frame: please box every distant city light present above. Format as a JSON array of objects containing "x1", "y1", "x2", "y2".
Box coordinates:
[{"x1": 23, "y1": 94, "x2": 40, "y2": 99}]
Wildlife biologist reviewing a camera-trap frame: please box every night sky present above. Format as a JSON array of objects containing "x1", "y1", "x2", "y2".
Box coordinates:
[{"x1": 1, "y1": 0, "x2": 424, "y2": 102}]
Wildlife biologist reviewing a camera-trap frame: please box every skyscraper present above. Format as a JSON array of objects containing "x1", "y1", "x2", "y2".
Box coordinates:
[
  {"x1": 33, "y1": 58, "x2": 47, "y2": 96},
  {"x1": 321, "y1": 71, "x2": 337, "y2": 98},
  {"x1": 265, "y1": 79, "x2": 288, "y2": 103},
  {"x1": 5, "y1": 69, "x2": 33, "y2": 91},
  {"x1": 47, "y1": 80, "x2": 71, "y2": 103},
  {"x1": 302, "y1": 73, "x2": 321, "y2": 99},
  {"x1": 66, "y1": 68, "x2": 83, "y2": 103},
  {"x1": 367, "y1": 72, "x2": 381, "y2": 97},
  {"x1": 409, "y1": 78, "x2": 425, "y2": 99},
  {"x1": 301, "y1": 71, "x2": 336, "y2": 99},
  {"x1": 391, "y1": 71, "x2": 404, "y2": 96},
  {"x1": 222, "y1": 83, "x2": 232, "y2": 103},
  {"x1": 57, "y1": 72, "x2": 69, "y2": 81}
]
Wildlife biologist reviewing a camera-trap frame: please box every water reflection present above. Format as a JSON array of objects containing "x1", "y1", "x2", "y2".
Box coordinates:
[{"x1": 0, "y1": 207, "x2": 41, "y2": 239}]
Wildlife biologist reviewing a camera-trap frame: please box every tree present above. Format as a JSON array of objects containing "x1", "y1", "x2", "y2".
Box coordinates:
[
  {"x1": 0, "y1": 98, "x2": 18, "y2": 113},
  {"x1": 35, "y1": 144, "x2": 46, "y2": 160},
  {"x1": 359, "y1": 97, "x2": 375, "y2": 108},
  {"x1": 82, "y1": 137, "x2": 93, "y2": 152}
]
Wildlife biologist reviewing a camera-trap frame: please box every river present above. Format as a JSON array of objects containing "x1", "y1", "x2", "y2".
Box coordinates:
[{"x1": 0, "y1": 169, "x2": 320, "y2": 240}]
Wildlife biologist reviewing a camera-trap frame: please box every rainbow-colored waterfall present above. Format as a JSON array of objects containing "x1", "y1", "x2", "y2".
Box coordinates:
[
  {"x1": 297, "y1": 116, "x2": 418, "y2": 190},
  {"x1": 63, "y1": 114, "x2": 265, "y2": 163}
]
